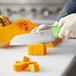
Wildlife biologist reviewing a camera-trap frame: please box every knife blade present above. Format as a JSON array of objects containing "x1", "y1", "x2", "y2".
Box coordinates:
[{"x1": 10, "y1": 29, "x2": 55, "y2": 45}]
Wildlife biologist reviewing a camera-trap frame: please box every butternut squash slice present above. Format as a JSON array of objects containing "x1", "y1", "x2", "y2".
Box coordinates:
[
  {"x1": 0, "y1": 25, "x2": 26, "y2": 48},
  {"x1": 12, "y1": 19, "x2": 37, "y2": 32},
  {"x1": 0, "y1": 19, "x2": 37, "y2": 48}
]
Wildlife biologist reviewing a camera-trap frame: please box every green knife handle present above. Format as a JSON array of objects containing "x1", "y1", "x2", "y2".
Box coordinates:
[{"x1": 52, "y1": 26, "x2": 62, "y2": 38}]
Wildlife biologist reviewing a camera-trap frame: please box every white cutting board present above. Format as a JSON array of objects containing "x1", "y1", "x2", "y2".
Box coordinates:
[{"x1": 0, "y1": 39, "x2": 76, "y2": 76}]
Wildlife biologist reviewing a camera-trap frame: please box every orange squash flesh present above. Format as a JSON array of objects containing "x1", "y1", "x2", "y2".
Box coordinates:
[
  {"x1": 46, "y1": 38, "x2": 62, "y2": 47},
  {"x1": 0, "y1": 19, "x2": 37, "y2": 48},
  {"x1": 28, "y1": 43, "x2": 46, "y2": 56},
  {"x1": 0, "y1": 24, "x2": 26, "y2": 43},
  {"x1": 12, "y1": 19, "x2": 37, "y2": 32},
  {"x1": 23, "y1": 56, "x2": 30, "y2": 62},
  {"x1": 13, "y1": 56, "x2": 39, "y2": 72}
]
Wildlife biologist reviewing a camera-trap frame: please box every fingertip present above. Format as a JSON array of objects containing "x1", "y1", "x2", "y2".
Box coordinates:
[
  {"x1": 58, "y1": 31, "x2": 65, "y2": 39},
  {"x1": 31, "y1": 27, "x2": 38, "y2": 33}
]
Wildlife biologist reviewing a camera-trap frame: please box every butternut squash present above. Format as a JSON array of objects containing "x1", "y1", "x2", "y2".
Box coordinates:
[
  {"x1": 11, "y1": 19, "x2": 37, "y2": 32},
  {"x1": 13, "y1": 63, "x2": 23, "y2": 71},
  {"x1": 28, "y1": 43, "x2": 46, "y2": 56},
  {"x1": 21, "y1": 62, "x2": 28, "y2": 70},
  {"x1": 23, "y1": 56, "x2": 30, "y2": 62},
  {"x1": 0, "y1": 19, "x2": 37, "y2": 48},
  {"x1": 24, "y1": 65, "x2": 30, "y2": 71},
  {"x1": 0, "y1": 15, "x2": 11, "y2": 28},
  {"x1": 29, "y1": 64, "x2": 39, "y2": 72},
  {"x1": 46, "y1": 38, "x2": 62, "y2": 47},
  {"x1": 13, "y1": 56, "x2": 39, "y2": 72}
]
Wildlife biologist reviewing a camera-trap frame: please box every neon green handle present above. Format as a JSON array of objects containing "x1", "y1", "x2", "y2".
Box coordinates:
[{"x1": 52, "y1": 26, "x2": 62, "y2": 38}]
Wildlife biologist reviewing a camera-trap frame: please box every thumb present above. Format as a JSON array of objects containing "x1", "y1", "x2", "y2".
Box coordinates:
[
  {"x1": 58, "y1": 26, "x2": 65, "y2": 39},
  {"x1": 59, "y1": 25, "x2": 70, "y2": 39}
]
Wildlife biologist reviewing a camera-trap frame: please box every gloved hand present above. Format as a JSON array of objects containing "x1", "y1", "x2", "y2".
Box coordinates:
[
  {"x1": 58, "y1": 14, "x2": 76, "y2": 39},
  {"x1": 31, "y1": 21, "x2": 58, "y2": 33}
]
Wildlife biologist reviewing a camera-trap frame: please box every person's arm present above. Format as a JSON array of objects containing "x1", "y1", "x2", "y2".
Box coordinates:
[
  {"x1": 56, "y1": 0, "x2": 76, "y2": 21},
  {"x1": 32, "y1": 0, "x2": 76, "y2": 33}
]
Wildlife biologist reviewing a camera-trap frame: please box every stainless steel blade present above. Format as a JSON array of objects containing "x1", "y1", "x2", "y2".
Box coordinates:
[{"x1": 10, "y1": 29, "x2": 55, "y2": 45}]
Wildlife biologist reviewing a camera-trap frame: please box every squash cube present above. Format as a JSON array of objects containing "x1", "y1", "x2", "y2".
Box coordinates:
[
  {"x1": 28, "y1": 43, "x2": 46, "y2": 56},
  {"x1": 29, "y1": 64, "x2": 39, "y2": 72},
  {"x1": 24, "y1": 65, "x2": 30, "y2": 71},
  {"x1": 21, "y1": 62, "x2": 28, "y2": 70},
  {"x1": 23, "y1": 56, "x2": 30, "y2": 62},
  {"x1": 13, "y1": 63, "x2": 22, "y2": 71},
  {"x1": 46, "y1": 38, "x2": 62, "y2": 47},
  {"x1": 28, "y1": 45, "x2": 33, "y2": 55},
  {"x1": 15, "y1": 61, "x2": 21, "y2": 64},
  {"x1": 22, "y1": 61, "x2": 37, "y2": 65},
  {"x1": 29, "y1": 61, "x2": 37, "y2": 64}
]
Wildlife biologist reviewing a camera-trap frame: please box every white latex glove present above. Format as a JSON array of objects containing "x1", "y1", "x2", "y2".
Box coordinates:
[
  {"x1": 58, "y1": 13, "x2": 76, "y2": 39},
  {"x1": 31, "y1": 21, "x2": 58, "y2": 32}
]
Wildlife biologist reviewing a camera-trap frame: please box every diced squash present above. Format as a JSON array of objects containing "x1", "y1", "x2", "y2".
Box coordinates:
[
  {"x1": 46, "y1": 42, "x2": 54, "y2": 47},
  {"x1": 24, "y1": 66, "x2": 30, "y2": 71},
  {"x1": 22, "y1": 61, "x2": 37, "y2": 65},
  {"x1": 21, "y1": 62, "x2": 28, "y2": 70},
  {"x1": 13, "y1": 63, "x2": 22, "y2": 71},
  {"x1": 15, "y1": 61, "x2": 21, "y2": 64},
  {"x1": 28, "y1": 43, "x2": 46, "y2": 56},
  {"x1": 23, "y1": 56, "x2": 30, "y2": 62},
  {"x1": 13, "y1": 56, "x2": 39, "y2": 72},
  {"x1": 29, "y1": 64, "x2": 39, "y2": 72},
  {"x1": 46, "y1": 38, "x2": 62, "y2": 47},
  {"x1": 29, "y1": 61, "x2": 37, "y2": 64},
  {"x1": 55, "y1": 38, "x2": 62, "y2": 44},
  {"x1": 28, "y1": 45, "x2": 33, "y2": 55}
]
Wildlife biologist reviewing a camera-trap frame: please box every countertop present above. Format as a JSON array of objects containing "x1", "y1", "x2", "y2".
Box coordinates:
[{"x1": 0, "y1": 39, "x2": 76, "y2": 76}]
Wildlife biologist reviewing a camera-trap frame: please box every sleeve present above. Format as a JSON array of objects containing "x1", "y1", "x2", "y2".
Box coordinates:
[{"x1": 56, "y1": 0, "x2": 76, "y2": 21}]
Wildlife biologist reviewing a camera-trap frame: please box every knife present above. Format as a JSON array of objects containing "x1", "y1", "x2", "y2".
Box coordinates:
[{"x1": 10, "y1": 29, "x2": 55, "y2": 45}]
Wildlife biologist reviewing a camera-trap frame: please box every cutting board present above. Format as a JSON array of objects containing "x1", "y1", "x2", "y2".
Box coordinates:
[{"x1": 0, "y1": 39, "x2": 76, "y2": 76}]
